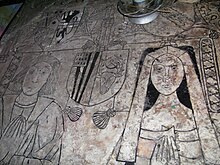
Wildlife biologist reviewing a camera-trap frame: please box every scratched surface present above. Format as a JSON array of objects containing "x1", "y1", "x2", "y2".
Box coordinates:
[{"x1": 0, "y1": 0, "x2": 220, "y2": 165}]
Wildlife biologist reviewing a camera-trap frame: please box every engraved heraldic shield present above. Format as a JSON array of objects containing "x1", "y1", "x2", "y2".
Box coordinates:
[{"x1": 67, "y1": 50, "x2": 129, "y2": 106}]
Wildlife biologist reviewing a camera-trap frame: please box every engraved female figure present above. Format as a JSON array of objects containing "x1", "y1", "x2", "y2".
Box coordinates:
[
  {"x1": 0, "y1": 53, "x2": 63, "y2": 165},
  {"x1": 117, "y1": 46, "x2": 220, "y2": 164}
]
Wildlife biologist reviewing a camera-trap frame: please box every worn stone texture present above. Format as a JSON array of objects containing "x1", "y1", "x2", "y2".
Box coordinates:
[
  {"x1": 178, "y1": 0, "x2": 200, "y2": 3},
  {"x1": 0, "y1": 0, "x2": 220, "y2": 165}
]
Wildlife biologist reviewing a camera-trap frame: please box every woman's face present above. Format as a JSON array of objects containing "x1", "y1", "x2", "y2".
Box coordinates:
[
  {"x1": 22, "y1": 62, "x2": 52, "y2": 96},
  {"x1": 151, "y1": 54, "x2": 184, "y2": 95}
]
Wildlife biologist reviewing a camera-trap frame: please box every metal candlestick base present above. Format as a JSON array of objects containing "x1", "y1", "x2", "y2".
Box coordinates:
[
  {"x1": 128, "y1": 11, "x2": 159, "y2": 24},
  {"x1": 117, "y1": 0, "x2": 162, "y2": 24}
]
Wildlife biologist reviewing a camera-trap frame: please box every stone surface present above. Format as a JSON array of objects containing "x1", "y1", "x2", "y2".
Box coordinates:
[
  {"x1": 0, "y1": 0, "x2": 220, "y2": 165},
  {"x1": 178, "y1": 0, "x2": 200, "y2": 3}
]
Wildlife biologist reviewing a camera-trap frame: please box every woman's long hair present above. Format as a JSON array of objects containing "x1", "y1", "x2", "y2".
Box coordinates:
[
  {"x1": 7, "y1": 52, "x2": 60, "y2": 96},
  {"x1": 133, "y1": 46, "x2": 200, "y2": 111}
]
